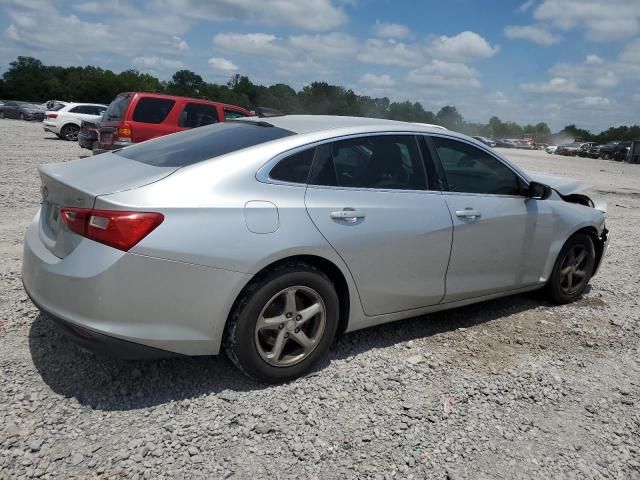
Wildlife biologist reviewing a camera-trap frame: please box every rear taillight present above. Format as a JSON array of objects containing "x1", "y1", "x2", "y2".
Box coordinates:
[
  {"x1": 47, "y1": 113, "x2": 58, "y2": 118},
  {"x1": 60, "y1": 208, "x2": 164, "y2": 251},
  {"x1": 117, "y1": 122, "x2": 132, "y2": 143}
]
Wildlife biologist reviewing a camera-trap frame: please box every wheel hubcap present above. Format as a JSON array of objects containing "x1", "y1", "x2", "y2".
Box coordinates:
[
  {"x1": 255, "y1": 286, "x2": 326, "y2": 367},
  {"x1": 559, "y1": 245, "x2": 589, "y2": 295}
]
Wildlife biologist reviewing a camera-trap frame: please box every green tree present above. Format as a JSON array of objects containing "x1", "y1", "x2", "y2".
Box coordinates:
[{"x1": 435, "y1": 105, "x2": 463, "y2": 130}]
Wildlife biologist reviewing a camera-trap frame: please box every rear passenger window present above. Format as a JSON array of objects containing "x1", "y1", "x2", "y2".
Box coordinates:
[
  {"x1": 432, "y1": 137, "x2": 522, "y2": 195},
  {"x1": 224, "y1": 109, "x2": 248, "y2": 120},
  {"x1": 179, "y1": 103, "x2": 219, "y2": 128},
  {"x1": 269, "y1": 148, "x2": 316, "y2": 184},
  {"x1": 132, "y1": 98, "x2": 175, "y2": 124},
  {"x1": 309, "y1": 135, "x2": 427, "y2": 190}
]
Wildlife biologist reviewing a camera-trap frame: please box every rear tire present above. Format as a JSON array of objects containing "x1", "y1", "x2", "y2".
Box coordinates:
[
  {"x1": 545, "y1": 233, "x2": 595, "y2": 304},
  {"x1": 61, "y1": 124, "x2": 79, "y2": 141},
  {"x1": 224, "y1": 262, "x2": 339, "y2": 382},
  {"x1": 602, "y1": 153, "x2": 611, "y2": 160}
]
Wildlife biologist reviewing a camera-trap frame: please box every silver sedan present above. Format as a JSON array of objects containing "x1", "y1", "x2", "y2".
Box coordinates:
[{"x1": 22, "y1": 116, "x2": 609, "y2": 382}]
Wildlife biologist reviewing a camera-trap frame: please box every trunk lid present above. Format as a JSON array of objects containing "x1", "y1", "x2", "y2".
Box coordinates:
[{"x1": 38, "y1": 152, "x2": 177, "y2": 258}]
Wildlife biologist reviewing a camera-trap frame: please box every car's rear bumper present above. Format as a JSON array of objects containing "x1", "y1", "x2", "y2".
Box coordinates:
[
  {"x1": 28, "y1": 293, "x2": 185, "y2": 359},
  {"x1": 43, "y1": 122, "x2": 60, "y2": 134},
  {"x1": 22, "y1": 211, "x2": 251, "y2": 357}
]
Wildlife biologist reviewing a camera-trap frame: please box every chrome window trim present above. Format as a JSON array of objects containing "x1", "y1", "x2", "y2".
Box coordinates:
[
  {"x1": 257, "y1": 131, "x2": 435, "y2": 191},
  {"x1": 426, "y1": 132, "x2": 532, "y2": 198}
]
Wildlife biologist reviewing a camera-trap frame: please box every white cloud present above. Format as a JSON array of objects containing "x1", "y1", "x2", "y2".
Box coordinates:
[
  {"x1": 373, "y1": 20, "x2": 410, "y2": 39},
  {"x1": 133, "y1": 56, "x2": 185, "y2": 69},
  {"x1": 407, "y1": 60, "x2": 481, "y2": 89},
  {"x1": 427, "y1": 31, "x2": 500, "y2": 61},
  {"x1": 534, "y1": 0, "x2": 640, "y2": 41},
  {"x1": 357, "y1": 38, "x2": 421, "y2": 67},
  {"x1": 150, "y1": 0, "x2": 348, "y2": 31},
  {"x1": 568, "y1": 95, "x2": 611, "y2": 109},
  {"x1": 172, "y1": 36, "x2": 189, "y2": 51},
  {"x1": 519, "y1": 0, "x2": 536, "y2": 12},
  {"x1": 288, "y1": 32, "x2": 358, "y2": 59},
  {"x1": 213, "y1": 32, "x2": 288, "y2": 58},
  {"x1": 486, "y1": 91, "x2": 509, "y2": 105},
  {"x1": 504, "y1": 25, "x2": 560, "y2": 45},
  {"x1": 360, "y1": 73, "x2": 395, "y2": 88},
  {"x1": 520, "y1": 77, "x2": 582, "y2": 94},
  {"x1": 208, "y1": 57, "x2": 238, "y2": 73}
]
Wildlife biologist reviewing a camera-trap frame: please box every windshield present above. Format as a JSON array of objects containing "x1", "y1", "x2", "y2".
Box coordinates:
[
  {"x1": 115, "y1": 121, "x2": 295, "y2": 167},
  {"x1": 104, "y1": 94, "x2": 131, "y2": 121}
]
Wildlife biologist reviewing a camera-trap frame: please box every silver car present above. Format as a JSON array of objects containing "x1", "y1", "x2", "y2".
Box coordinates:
[{"x1": 22, "y1": 116, "x2": 609, "y2": 382}]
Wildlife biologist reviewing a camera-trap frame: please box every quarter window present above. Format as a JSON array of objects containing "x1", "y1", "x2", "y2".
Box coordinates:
[
  {"x1": 269, "y1": 148, "x2": 316, "y2": 184},
  {"x1": 309, "y1": 135, "x2": 427, "y2": 190},
  {"x1": 132, "y1": 97, "x2": 175, "y2": 124},
  {"x1": 179, "y1": 103, "x2": 219, "y2": 128},
  {"x1": 224, "y1": 109, "x2": 248, "y2": 120},
  {"x1": 432, "y1": 137, "x2": 522, "y2": 196}
]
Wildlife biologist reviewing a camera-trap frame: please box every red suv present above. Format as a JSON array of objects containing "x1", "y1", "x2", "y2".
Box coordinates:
[{"x1": 96, "y1": 92, "x2": 252, "y2": 152}]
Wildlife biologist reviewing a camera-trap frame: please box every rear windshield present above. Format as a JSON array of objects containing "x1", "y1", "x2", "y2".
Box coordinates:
[
  {"x1": 115, "y1": 121, "x2": 296, "y2": 167},
  {"x1": 104, "y1": 94, "x2": 131, "y2": 121}
]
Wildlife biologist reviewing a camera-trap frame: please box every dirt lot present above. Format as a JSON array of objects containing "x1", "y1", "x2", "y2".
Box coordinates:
[{"x1": 1, "y1": 118, "x2": 639, "y2": 480}]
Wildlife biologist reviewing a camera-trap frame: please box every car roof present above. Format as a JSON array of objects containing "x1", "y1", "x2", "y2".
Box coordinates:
[
  {"x1": 238, "y1": 115, "x2": 448, "y2": 135},
  {"x1": 66, "y1": 102, "x2": 108, "y2": 107},
  {"x1": 117, "y1": 92, "x2": 251, "y2": 112}
]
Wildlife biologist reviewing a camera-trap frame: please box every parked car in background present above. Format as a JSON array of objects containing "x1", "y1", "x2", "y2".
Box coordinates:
[
  {"x1": 43, "y1": 103, "x2": 107, "y2": 141},
  {"x1": 22, "y1": 115, "x2": 608, "y2": 382},
  {"x1": 613, "y1": 141, "x2": 631, "y2": 162},
  {"x1": 96, "y1": 92, "x2": 252, "y2": 153},
  {"x1": 515, "y1": 137, "x2": 535, "y2": 149},
  {"x1": 576, "y1": 143, "x2": 597, "y2": 157},
  {"x1": 597, "y1": 141, "x2": 620, "y2": 160},
  {"x1": 472, "y1": 136, "x2": 496, "y2": 148},
  {"x1": 545, "y1": 145, "x2": 558, "y2": 154},
  {"x1": 0, "y1": 101, "x2": 45, "y2": 121},
  {"x1": 494, "y1": 139, "x2": 517, "y2": 148},
  {"x1": 556, "y1": 142, "x2": 594, "y2": 156}
]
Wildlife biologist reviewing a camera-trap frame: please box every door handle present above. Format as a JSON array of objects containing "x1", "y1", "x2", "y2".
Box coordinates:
[
  {"x1": 330, "y1": 209, "x2": 366, "y2": 223},
  {"x1": 455, "y1": 208, "x2": 482, "y2": 219}
]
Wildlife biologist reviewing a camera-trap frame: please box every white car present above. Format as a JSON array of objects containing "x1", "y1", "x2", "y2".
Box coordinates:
[
  {"x1": 546, "y1": 145, "x2": 558, "y2": 154},
  {"x1": 43, "y1": 103, "x2": 107, "y2": 141}
]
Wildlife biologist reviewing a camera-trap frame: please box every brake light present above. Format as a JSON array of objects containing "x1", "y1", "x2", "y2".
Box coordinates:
[
  {"x1": 117, "y1": 122, "x2": 132, "y2": 143},
  {"x1": 47, "y1": 113, "x2": 58, "y2": 118},
  {"x1": 60, "y1": 208, "x2": 164, "y2": 251}
]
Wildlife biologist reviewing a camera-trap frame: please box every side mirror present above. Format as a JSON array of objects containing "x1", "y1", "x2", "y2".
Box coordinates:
[{"x1": 527, "y1": 181, "x2": 552, "y2": 200}]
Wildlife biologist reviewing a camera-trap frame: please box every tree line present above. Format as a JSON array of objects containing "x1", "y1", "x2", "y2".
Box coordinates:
[{"x1": 1, "y1": 56, "x2": 638, "y2": 144}]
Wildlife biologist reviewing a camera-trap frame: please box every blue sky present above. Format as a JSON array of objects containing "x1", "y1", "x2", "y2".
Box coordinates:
[{"x1": 1, "y1": 0, "x2": 639, "y2": 132}]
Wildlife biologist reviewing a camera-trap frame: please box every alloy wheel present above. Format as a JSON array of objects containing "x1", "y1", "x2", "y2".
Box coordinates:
[
  {"x1": 559, "y1": 245, "x2": 589, "y2": 295},
  {"x1": 254, "y1": 286, "x2": 326, "y2": 367},
  {"x1": 63, "y1": 125, "x2": 79, "y2": 141}
]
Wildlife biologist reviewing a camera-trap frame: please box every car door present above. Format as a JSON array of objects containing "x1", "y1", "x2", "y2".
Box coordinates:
[
  {"x1": 304, "y1": 134, "x2": 453, "y2": 316},
  {"x1": 426, "y1": 135, "x2": 554, "y2": 303}
]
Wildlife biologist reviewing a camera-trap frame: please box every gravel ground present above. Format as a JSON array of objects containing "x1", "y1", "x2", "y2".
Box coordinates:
[{"x1": 1, "y1": 118, "x2": 639, "y2": 480}]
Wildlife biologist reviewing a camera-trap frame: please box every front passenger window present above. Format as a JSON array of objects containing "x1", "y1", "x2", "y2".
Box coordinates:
[
  {"x1": 432, "y1": 137, "x2": 522, "y2": 196},
  {"x1": 309, "y1": 135, "x2": 427, "y2": 190}
]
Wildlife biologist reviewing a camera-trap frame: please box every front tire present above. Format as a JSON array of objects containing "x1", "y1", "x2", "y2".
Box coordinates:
[
  {"x1": 224, "y1": 262, "x2": 339, "y2": 382},
  {"x1": 545, "y1": 233, "x2": 595, "y2": 304}
]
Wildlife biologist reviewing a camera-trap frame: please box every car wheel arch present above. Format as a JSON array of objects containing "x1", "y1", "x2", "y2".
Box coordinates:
[{"x1": 226, "y1": 254, "x2": 352, "y2": 337}]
